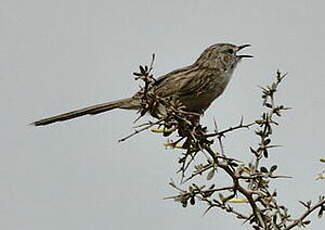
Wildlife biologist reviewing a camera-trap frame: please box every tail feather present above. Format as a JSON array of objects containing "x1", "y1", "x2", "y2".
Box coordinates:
[{"x1": 32, "y1": 98, "x2": 137, "y2": 126}]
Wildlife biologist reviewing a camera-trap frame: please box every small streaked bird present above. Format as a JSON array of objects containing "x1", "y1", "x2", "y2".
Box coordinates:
[{"x1": 32, "y1": 43, "x2": 252, "y2": 126}]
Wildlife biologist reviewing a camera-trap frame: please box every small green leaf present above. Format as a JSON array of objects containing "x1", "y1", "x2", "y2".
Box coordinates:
[
  {"x1": 264, "y1": 103, "x2": 273, "y2": 108},
  {"x1": 139, "y1": 65, "x2": 146, "y2": 75},
  {"x1": 264, "y1": 138, "x2": 271, "y2": 145},
  {"x1": 318, "y1": 207, "x2": 324, "y2": 218},
  {"x1": 190, "y1": 196, "x2": 195, "y2": 205},
  {"x1": 270, "y1": 165, "x2": 278, "y2": 173},
  {"x1": 263, "y1": 149, "x2": 269, "y2": 158},
  {"x1": 182, "y1": 200, "x2": 187, "y2": 208},
  {"x1": 207, "y1": 169, "x2": 215, "y2": 181},
  {"x1": 209, "y1": 184, "x2": 215, "y2": 189},
  {"x1": 255, "y1": 120, "x2": 263, "y2": 125},
  {"x1": 250, "y1": 147, "x2": 258, "y2": 154},
  {"x1": 133, "y1": 72, "x2": 142, "y2": 76},
  {"x1": 271, "y1": 82, "x2": 277, "y2": 90},
  {"x1": 219, "y1": 193, "x2": 224, "y2": 201},
  {"x1": 260, "y1": 167, "x2": 268, "y2": 173}
]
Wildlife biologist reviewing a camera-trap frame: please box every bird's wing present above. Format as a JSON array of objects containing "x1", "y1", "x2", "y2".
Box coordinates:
[{"x1": 155, "y1": 65, "x2": 203, "y2": 97}]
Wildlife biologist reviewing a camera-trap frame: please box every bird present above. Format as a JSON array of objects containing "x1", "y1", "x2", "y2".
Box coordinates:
[{"x1": 32, "y1": 43, "x2": 252, "y2": 126}]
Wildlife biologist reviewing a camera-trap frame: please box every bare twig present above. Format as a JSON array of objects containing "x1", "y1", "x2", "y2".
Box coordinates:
[{"x1": 284, "y1": 198, "x2": 325, "y2": 230}]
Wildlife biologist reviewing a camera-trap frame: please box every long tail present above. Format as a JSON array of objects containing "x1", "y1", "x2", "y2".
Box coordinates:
[{"x1": 32, "y1": 98, "x2": 138, "y2": 126}]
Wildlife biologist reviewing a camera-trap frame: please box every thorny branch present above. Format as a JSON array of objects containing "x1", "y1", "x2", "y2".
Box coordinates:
[
  {"x1": 122, "y1": 56, "x2": 324, "y2": 230},
  {"x1": 284, "y1": 197, "x2": 325, "y2": 230}
]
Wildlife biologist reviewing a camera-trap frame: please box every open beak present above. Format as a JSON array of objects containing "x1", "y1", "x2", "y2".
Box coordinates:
[{"x1": 236, "y1": 44, "x2": 253, "y2": 58}]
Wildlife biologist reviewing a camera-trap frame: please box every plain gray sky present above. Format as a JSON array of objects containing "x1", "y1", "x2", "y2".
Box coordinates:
[{"x1": 1, "y1": 0, "x2": 324, "y2": 229}]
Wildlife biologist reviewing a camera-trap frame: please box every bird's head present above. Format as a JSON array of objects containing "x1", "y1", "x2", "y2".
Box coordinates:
[{"x1": 195, "y1": 43, "x2": 253, "y2": 71}]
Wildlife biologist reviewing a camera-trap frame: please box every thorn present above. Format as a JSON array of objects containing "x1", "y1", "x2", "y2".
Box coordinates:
[
  {"x1": 239, "y1": 115, "x2": 244, "y2": 126},
  {"x1": 213, "y1": 117, "x2": 218, "y2": 132}
]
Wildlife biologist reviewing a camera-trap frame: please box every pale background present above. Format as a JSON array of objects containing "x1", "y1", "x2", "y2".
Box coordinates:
[{"x1": 1, "y1": 1, "x2": 324, "y2": 229}]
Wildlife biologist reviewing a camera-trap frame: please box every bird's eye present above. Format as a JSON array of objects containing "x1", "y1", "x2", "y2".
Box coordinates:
[{"x1": 226, "y1": 49, "x2": 234, "y2": 54}]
